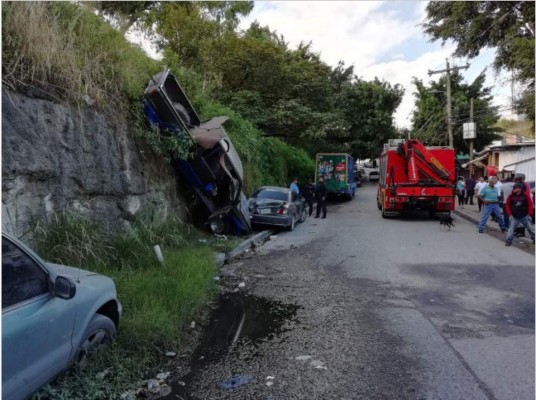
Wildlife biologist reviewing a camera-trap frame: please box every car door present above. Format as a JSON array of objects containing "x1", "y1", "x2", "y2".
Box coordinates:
[{"x1": 2, "y1": 236, "x2": 76, "y2": 400}]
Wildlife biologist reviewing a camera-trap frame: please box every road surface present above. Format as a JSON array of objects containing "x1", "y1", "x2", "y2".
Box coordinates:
[{"x1": 166, "y1": 183, "x2": 535, "y2": 400}]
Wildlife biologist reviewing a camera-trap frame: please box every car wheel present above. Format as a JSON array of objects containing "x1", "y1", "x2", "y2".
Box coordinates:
[
  {"x1": 76, "y1": 314, "x2": 116, "y2": 367},
  {"x1": 299, "y1": 208, "x2": 307, "y2": 223},
  {"x1": 287, "y1": 215, "x2": 296, "y2": 231}
]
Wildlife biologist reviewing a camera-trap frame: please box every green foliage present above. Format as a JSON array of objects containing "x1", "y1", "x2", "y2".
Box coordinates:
[
  {"x1": 423, "y1": 1, "x2": 535, "y2": 121},
  {"x1": 411, "y1": 71, "x2": 501, "y2": 152}
]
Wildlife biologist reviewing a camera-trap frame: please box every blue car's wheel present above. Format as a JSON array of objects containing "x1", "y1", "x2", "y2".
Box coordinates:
[{"x1": 76, "y1": 314, "x2": 116, "y2": 367}]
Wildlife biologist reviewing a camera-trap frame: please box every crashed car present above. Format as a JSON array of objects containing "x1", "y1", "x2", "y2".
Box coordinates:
[
  {"x1": 144, "y1": 68, "x2": 252, "y2": 235},
  {"x1": 249, "y1": 186, "x2": 307, "y2": 231}
]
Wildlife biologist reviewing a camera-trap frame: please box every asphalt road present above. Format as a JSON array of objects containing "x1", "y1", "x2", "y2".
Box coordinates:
[{"x1": 167, "y1": 183, "x2": 535, "y2": 400}]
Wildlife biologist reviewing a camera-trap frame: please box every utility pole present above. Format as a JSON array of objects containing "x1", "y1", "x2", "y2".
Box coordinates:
[
  {"x1": 469, "y1": 98, "x2": 474, "y2": 176},
  {"x1": 428, "y1": 59, "x2": 470, "y2": 148}
]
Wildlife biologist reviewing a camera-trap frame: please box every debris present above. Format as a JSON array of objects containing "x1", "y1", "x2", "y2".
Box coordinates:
[
  {"x1": 221, "y1": 374, "x2": 253, "y2": 389},
  {"x1": 266, "y1": 381, "x2": 274, "y2": 387},
  {"x1": 215, "y1": 234, "x2": 228, "y2": 240},
  {"x1": 147, "y1": 379, "x2": 160, "y2": 391},
  {"x1": 177, "y1": 381, "x2": 186, "y2": 387},
  {"x1": 270, "y1": 235, "x2": 278, "y2": 240},
  {"x1": 190, "y1": 321, "x2": 196, "y2": 329},
  {"x1": 153, "y1": 245, "x2": 164, "y2": 263},
  {"x1": 165, "y1": 351, "x2": 176, "y2": 358},
  {"x1": 198, "y1": 239, "x2": 207, "y2": 243},
  {"x1": 295, "y1": 355, "x2": 312, "y2": 361},
  {"x1": 266, "y1": 376, "x2": 275, "y2": 380},
  {"x1": 213, "y1": 276, "x2": 221, "y2": 281},
  {"x1": 156, "y1": 372, "x2": 170, "y2": 380},
  {"x1": 310, "y1": 360, "x2": 326, "y2": 369},
  {"x1": 120, "y1": 391, "x2": 135, "y2": 400},
  {"x1": 96, "y1": 369, "x2": 110, "y2": 379},
  {"x1": 238, "y1": 282, "x2": 246, "y2": 289}
]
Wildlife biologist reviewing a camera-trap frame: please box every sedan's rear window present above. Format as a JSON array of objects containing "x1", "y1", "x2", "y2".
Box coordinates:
[{"x1": 252, "y1": 189, "x2": 288, "y2": 202}]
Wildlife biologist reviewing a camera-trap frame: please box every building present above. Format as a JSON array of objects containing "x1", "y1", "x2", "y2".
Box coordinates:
[{"x1": 463, "y1": 134, "x2": 535, "y2": 181}]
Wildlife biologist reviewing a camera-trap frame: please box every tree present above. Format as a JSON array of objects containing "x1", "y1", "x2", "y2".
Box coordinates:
[
  {"x1": 423, "y1": 1, "x2": 535, "y2": 121},
  {"x1": 411, "y1": 71, "x2": 501, "y2": 152}
]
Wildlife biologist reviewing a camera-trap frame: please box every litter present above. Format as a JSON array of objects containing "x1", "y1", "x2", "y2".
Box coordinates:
[
  {"x1": 221, "y1": 374, "x2": 253, "y2": 389},
  {"x1": 164, "y1": 351, "x2": 176, "y2": 358},
  {"x1": 238, "y1": 282, "x2": 246, "y2": 289},
  {"x1": 156, "y1": 372, "x2": 170, "y2": 380},
  {"x1": 190, "y1": 321, "x2": 196, "y2": 329},
  {"x1": 295, "y1": 355, "x2": 312, "y2": 361}
]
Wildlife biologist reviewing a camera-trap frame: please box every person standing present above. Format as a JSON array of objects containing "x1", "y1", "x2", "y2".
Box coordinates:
[
  {"x1": 456, "y1": 177, "x2": 466, "y2": 208},
  {"x1": 289, "y1": 178, "x2": 300, "y2": 196},
  {"x1": 314, "y1": 176, "x2": 327, "y2": 219},
  {"x1": 302, "y1": 178, "x2": 315, "y2": 216},
  {"x1": 500, "y1": 177, "x2": 515, "y2": 229},
  {"x1": 475, "y1": 176, "x2": 487, "y2": 212},
  {"x1": 465, "y1": 175, "x2": 476, "y2": 205},
  {"x1": 478, "y1": 176, "x2": 507, "y2": 233},
  {"x1": 504, "y1": 183, "x2": 535, "y2": 246}
]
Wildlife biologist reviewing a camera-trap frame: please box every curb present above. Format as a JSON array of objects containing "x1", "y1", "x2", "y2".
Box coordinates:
[
  {"x1": 225, "y1": 229, "x2": 274, "y2": 263},
  {"x1": 453, "y1": 209, "x2": 501, "y2": 232}
]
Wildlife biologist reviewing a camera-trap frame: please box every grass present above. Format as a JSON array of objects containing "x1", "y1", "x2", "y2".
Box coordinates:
[{"x1": 30, "y1": 211, "x2": 222, "y2": 399}]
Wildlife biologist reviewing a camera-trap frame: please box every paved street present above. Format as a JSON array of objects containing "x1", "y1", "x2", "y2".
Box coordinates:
[{"x1": 168, "y1": 183, "x2": 535, "y2": 400}]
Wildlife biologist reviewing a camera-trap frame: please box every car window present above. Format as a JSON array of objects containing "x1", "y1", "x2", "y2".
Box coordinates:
[
  {"x1": 252, "y1": 189, "x2": 288, "y2": 202},
  {"x1": 2, "y1": 237, "x2": 49, "y2": 309}
]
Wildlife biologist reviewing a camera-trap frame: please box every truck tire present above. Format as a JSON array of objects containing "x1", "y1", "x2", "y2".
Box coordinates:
[{"x1": 381, "y1": 203, "x2": 388, "y2": 219}]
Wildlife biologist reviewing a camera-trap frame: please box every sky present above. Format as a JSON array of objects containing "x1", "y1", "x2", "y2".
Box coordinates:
[{"x1": 236, "y1": 1, "x2": 515, "y2": 129}]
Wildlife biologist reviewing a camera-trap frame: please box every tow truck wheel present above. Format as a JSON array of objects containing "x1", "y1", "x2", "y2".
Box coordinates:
[{"x1": 381, "y1": 203, "x2": 388, "y2": 219}]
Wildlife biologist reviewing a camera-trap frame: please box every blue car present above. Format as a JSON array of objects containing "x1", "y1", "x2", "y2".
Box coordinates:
[{"x1": 2, "y1": 233, "x2": 122, "y2": 400}]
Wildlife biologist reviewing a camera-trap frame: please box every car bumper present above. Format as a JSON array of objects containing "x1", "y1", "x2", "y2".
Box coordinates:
[{"x1": 250, "y1": 214, "x2": 293, "y2": 227}]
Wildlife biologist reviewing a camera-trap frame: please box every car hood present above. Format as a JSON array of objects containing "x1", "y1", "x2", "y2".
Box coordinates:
[
  {"x1": 249, "y1": 199, "x2": 287, "y2": 207},
  {"x1": 45, "y1": 263, "x2": 102, "y2": 280}
]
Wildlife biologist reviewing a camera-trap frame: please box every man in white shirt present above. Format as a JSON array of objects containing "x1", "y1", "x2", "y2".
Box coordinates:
[{"x1": 474, "y1": 177, "x2": 487, "y2": 212}]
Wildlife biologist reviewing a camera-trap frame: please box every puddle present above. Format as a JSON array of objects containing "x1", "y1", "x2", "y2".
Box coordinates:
[{"x1": 161, "y1": 293, "x2": 300, "y2": 399}]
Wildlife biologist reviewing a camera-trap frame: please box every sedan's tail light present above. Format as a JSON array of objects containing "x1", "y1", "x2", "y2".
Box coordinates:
[{"x1": 276, "y1": 204, "x2": 289, "y2": 214}]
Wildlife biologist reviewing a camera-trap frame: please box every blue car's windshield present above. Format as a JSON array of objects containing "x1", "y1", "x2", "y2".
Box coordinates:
[{"x1": 252, "y1": 189, "x2": 288, "y2": 202}]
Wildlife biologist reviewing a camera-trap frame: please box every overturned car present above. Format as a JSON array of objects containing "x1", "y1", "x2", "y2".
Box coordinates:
[{"x1": 143, "y1": 68, "x2": 252, "y2": 235}]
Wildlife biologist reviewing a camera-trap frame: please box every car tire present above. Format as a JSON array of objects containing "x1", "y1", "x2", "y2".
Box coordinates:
[
  {"x1": 287, "y1": 215, "x2": 296, "y2": 231},
  {"x1": 299, "y1": 208, "x2": 307, "y2": 223},
  {"x1": 76, "y1": 314, "x2": 116, "y2": 367}
]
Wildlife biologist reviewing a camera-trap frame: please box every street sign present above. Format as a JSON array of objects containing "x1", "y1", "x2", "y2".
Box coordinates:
[{"x1": 463, "y1": 122, "x2": 476, "y2": 139}]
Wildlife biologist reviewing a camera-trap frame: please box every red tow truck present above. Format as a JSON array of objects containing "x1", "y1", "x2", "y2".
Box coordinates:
[{"x1": 377, "y1": 138, "x2": 456, "y2": 218}]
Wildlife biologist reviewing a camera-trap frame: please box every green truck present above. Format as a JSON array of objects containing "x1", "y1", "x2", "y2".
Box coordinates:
[{"x1": 315, "y1": 153, "x2": 357, "y2": 200}]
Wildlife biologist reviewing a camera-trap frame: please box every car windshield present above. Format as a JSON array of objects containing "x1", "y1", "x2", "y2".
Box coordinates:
[{"x1": 252, "y1": 189, "x2": 288, "y2": 201}]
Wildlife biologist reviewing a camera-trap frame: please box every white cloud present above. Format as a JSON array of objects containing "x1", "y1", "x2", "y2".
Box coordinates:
[
  {"x1": 240, "y1": 1, "x2": 421, "y2": 70},
  {"x1": 360, "y1": 46, "x2": 456, "y2": 128}
]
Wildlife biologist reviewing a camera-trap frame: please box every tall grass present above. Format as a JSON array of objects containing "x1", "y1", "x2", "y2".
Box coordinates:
[
  {"x1": 2, "y1": 2, "x2": 161, "y2": 108},
  {"x1": 30, "y1": 211, "x2": 218, "y2": 399}
]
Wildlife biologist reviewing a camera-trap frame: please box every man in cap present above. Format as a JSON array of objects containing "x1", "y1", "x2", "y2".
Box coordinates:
[{"x1": 504, "y1": 182, "x2": 535, "y2": 246}]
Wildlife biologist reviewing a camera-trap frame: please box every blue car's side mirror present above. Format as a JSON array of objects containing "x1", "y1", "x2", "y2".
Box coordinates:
[{"x1": 54, "y1": 276, "x2": 76, "y2": 300}]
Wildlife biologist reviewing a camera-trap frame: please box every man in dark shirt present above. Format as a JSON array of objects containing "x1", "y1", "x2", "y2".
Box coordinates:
[
  {"x1": 504, "y1": 183, "x2": 535, "y2": 246},
  {"x1": 464, "y1": 175, "x2": 476, "y2": 205},
  {"x1": 302, "y1": 178, "x2": 315, "y2": 216},
  {"x1": 314, "y1": 176, "x2": 327, "y2": 219}
]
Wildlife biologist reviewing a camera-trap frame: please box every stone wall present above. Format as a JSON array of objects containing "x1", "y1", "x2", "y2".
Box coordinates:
[{"x1": 2, "y1": 90, "x2": 186, "y2": 238}]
